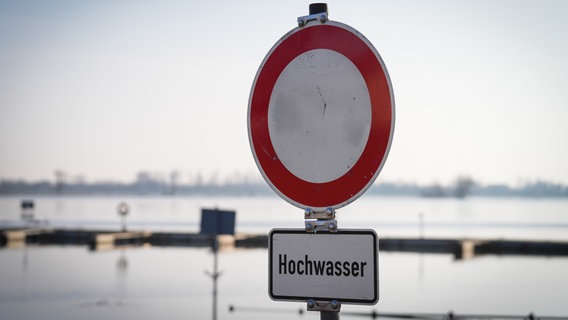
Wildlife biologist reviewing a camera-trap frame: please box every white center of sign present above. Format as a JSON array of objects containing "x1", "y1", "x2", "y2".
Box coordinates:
[{"x1": 268, "y1": 49, "x2": 372, "y2": 183}]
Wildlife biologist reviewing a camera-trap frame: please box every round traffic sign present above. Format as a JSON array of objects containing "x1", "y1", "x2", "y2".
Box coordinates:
[
  {"x1": 248, "y1": 20, "x2": 395, "y2": 212},
  {"x1": 117, "y1": 202, "x2": 129, "y2": 217}
]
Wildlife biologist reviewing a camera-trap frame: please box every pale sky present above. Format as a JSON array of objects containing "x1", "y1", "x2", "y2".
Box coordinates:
[{"x1": 1, "y1": 0, "x2": 567, "y2": 186}]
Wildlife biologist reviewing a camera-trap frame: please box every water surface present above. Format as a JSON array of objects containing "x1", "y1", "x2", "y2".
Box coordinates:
[{"x1": 1, "y1": 195, "x2": 567, "y2": 319}]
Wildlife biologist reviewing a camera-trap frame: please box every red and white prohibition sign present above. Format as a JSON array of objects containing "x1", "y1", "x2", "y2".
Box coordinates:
[{"x1": 248, "y1": 20, "x2": 395, "y2": 212}]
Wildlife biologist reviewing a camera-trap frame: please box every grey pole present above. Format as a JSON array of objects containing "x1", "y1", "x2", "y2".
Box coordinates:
[{"x1": 321, "y1": 311, "x2": 339, "y2": 320}]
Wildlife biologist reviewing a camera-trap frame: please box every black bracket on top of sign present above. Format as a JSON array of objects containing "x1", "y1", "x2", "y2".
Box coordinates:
[{"x1": 297, "y1": 3, "x2": 329, "y2": 27}]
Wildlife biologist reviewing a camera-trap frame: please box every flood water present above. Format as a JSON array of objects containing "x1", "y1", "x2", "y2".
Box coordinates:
[{"x1": 1, "y1": 195, "x2": 568, "y2": 319}]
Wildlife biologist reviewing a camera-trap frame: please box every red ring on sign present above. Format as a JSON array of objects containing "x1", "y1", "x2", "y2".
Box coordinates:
[{"x1": 249, "y1": 23, "x2": 393, "y2": 209}]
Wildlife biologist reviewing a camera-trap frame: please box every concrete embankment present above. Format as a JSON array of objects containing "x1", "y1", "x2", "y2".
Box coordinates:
[
  {"x1": 0, "y1": 227, "x2": 266, "y2": 251},
  {"x1": 377, "y1": 238, "x2": 568, "y2": 259},
  {"x1": 2, "y1": 228, "x2": 568, "y2": 259}
]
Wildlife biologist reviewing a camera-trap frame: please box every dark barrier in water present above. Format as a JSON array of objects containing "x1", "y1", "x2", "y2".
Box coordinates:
[{"x1": 2, "y1": 228, "x2": 568, "y2": 258}]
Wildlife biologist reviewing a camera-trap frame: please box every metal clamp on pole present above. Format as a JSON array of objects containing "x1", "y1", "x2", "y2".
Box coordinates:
[
  {"x1": 305, "y1": 208, "x2": 338, "y2": 233},
  {"x1": 305, "y1": 207, "x2": 335, "y2": 220},
  {"x1": 305, "y1": 219, "x2": 338, "y2": 232},
  {"x1": 297, "y1": 3, "x2": 329, "y2": 27},
  {"x1": 297, "y1": 12, "x2": 328, "y2": 27}
]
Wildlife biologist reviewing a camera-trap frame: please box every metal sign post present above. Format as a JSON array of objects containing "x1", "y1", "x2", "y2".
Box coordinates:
[
  {"x1": 249, "y1": 3, "x2": 394, "y2": 319},
  {"x1": 117, "y1": 202, "x2": 129, "y2": 232}
]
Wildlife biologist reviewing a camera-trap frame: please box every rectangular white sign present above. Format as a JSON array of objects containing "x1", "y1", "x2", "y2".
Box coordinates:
[{"x1": 269, "y1": 229, "x2": 378, "y2": 305}]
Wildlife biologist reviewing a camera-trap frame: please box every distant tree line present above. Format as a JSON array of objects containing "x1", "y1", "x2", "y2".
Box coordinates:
[
  {"x1": 1, "y1": 175, "x2": 567, "y2": 198},
  {"x1": 0, "y1": 178, "x2": 272, "y2": 196},
  {"x1": 369, "y1": 177, "x2": 568, "y2": 198}
]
